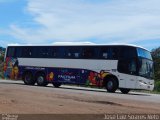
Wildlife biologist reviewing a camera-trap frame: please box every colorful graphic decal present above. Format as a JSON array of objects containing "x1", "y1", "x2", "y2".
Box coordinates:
[
  {"x1": 3, "y1": 57, "x2": 111, "y2": 87},
  {"x1": 45, "y1": 69, "x2": 110, "y2": 87},
  {"x1": 86, "y1": 70, "x2": 110, "y2": 87},
  {"x1": 58, "y1": 75, "x2": 76, "y2": 81},
  {"x1": 4, "y1": 57, "x2": 19, "y2": 79},
  {"x1": 46, "y1": 72, "x2": 54, "y2": 81},
  {"x1": 57, "y1": 69, "x2": 77, "y2": 83}
]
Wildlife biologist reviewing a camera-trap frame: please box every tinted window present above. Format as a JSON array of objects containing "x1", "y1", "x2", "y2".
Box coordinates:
[
  {"x1": 15, "y1": 47, "x2": 22, "y2": 57},
  {"x1": 119, "y1": 47, "x2": 137, "y2": 59},
  {"x1": 118, "y1": 47, "x2": 138, "y2": 75},
  {"x1": 7, "y1": 47, "x2": 15, "y2": 57},
  {"x1": 22, "y1": 47, "x2": 34, "y2": 58},
  {"x1": 98, "y1": 46, "x2": 118, "y2": 59},
  {"x1": 49, "y1": 47, "x2": 58, "y2": 58},
  {"x1": 36, "y1": 46, "x2": 59, "y2": 58},
  {"x1": 82, "y1": 47, "x2": 96, "y2": 59},
  {"x1": 37, "y1": 47, "x2": 50, "y2": 58},
  {"x1": 99, "y1": 47, "x2": 111, "y2": 59},
  {"x1": 111, "y1": 47, "x2": 119, "y2": 59},
  {"x1": 64, "y1": 47, "x2": 81, "y2": 59},
  {"x1": 118, "y1": 59, "x2": 137, "y2": 75}
]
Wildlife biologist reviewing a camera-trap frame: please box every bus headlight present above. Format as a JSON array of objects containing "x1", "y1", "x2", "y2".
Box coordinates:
[{"x1": 139, "y1": 80, "x2": 147, "y2": 84}]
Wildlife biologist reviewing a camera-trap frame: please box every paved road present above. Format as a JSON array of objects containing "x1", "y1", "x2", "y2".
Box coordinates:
[
  {"x1": 0, "y1": 79, "x2": 160, "y2": 104},
  {"x1": 0, "y1": 79, "x2": 160, "y2": 115}
]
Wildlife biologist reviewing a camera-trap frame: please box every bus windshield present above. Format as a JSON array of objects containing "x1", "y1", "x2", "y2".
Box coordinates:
[
  {"x1": 137, "y1": 48, "x2": 152, "y2": 60},
  {"x1": 137, "y1": 48, "x2": 154, "y2": 79},
  {"x1": 138, "y1": 58, "x2": 154, "y2": 79}
]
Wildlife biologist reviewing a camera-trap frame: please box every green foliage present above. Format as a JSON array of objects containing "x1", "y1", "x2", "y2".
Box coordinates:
[
  {"x1": 0, "y1": 55, "x2": 4, "y2": 62},
  {"x1": 152, "y1": 47, "x2": 160, "y2": 92},
  {"x1": 154, "y1": 81, "x2": 160, "y2": 92},
  {"x1": 0, "y1": 53, "x2": 4, "y2": 78},
  {"x1": 0, "y1": 46, "x2": 5, "y2": 62},
  {"x1": 152, "y1": 47, "x2": 160, "y2": 82},
  {"x1": 0, "y1": 61, "x2": 3, "y2": 79},
  {"x1": 0, "y1": 72, "x2": 3, "y2": 78}
]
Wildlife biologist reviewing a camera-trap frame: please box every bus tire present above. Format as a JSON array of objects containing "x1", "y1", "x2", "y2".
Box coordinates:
[
  {"x1": 23, "y1": 72, "x2": 35, "y2": 85},
  {"x1": 120, "y1": 88, "x2": 130, "y2": 94},
  {"x1": 105, "y1": 77, "x2": 118, "y2": 93},
  {"x1": 36, "y1": 73, "x2": 48, "y2": 86},
  {"x1": 52, "y1": 82, "x2": 61, "y2": 88}
]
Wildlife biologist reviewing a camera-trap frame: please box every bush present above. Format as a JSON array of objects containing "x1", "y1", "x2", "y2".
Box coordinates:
[
  {"x1": 0, "y1": 56, "x2": 4, "y2": 62},
  {"x1": 154, "y1": 81, "x2": 160, "y2": 92},
  {"x1": 0, "y1": 61, "x2": 4, "y2": 79},
  {"x1": 0, "y1": 72, "x2": 3, "y2": 78}
]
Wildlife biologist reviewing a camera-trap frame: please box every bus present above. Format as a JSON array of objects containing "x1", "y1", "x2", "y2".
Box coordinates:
[{"x1": 4, "y1": 43, "x2": 154, "y2": 94}]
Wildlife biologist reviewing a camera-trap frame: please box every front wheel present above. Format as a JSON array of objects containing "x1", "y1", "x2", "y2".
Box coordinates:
[
  {"x1": 120, "y1": 88, "x2": 130, "y2": 94},
  {"x1": 36, "y1": 73, "x2": 48, "y2": 86},
  {"x1": 105, "y1": 77, "x2": 118, "y2": 93},
  {"x1": 52, "y1": 82, "x2": 61, "y2": 88}
]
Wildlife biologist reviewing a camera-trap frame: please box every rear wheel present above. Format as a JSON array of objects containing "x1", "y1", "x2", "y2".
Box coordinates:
[
  {"x1": 120, "y1": 88, "x2": 130, "y2": 94},
  {"x1": 105, "y1": 77, "x2": 118, "y2": 93},
  {"x1": 52, "y1": 82, "x2": 61, "y2": 88},
  {"x1": 36, "y1": 73, "x2": 48, "y2": 86},
  {"x1": 23, "y1": 72, "x2": 35, "y2": 85}
]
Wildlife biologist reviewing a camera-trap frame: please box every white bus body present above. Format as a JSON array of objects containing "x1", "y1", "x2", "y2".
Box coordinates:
[{"x1": 4, "y1": 44, "x2": 154, "y2": 94}]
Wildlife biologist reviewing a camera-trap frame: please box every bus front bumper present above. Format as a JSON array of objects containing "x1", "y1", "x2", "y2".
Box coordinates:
[{"x1": 137, "y1": 79, "x2": 154, "y2": 91}]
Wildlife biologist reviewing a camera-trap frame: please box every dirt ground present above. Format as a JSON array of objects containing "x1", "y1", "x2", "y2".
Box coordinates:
[{"x1": 0, "y1": 81, "x2": 160, "y2": 120}]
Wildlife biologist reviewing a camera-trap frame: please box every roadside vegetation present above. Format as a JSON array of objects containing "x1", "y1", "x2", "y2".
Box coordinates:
[
  {"x1": 152, "y1": 47, "x2": 160, "y2": 92},
  {"x1": 0, "y1": 55, "x2": 4, "y2": 78}
]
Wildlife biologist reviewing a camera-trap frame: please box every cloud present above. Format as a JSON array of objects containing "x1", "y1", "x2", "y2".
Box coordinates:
[
  {"x1": 9, "y1": 0, "x2": 160, "y2": 46},
  {"x1": 0, "y1": 40, "x2": 11, "y2": 47}
]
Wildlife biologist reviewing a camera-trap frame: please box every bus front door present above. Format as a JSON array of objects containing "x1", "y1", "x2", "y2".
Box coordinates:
[{"x1": 118, "y1": 73, "x2": 137, "y2": 89}]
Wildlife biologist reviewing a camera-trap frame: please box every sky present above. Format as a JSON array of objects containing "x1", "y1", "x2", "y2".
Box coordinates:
[{"x1": 0, "y1": 0, "x2": 160, "y2": 50}]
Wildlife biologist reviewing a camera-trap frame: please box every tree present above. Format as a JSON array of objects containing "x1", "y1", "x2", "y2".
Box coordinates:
[
  {"x1": 0, "y1": 55, "x2": 4, "y2": 62},
  {"x1": 0, "y1": 55, "x2": 4, "y2": 78},
  {"x1": 152, "y1": 47, "x2": 160, "y2": 81}
]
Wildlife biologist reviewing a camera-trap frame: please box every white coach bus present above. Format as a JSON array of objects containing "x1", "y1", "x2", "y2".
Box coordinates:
[{"x1": 4, "y1": 43, "x2": 154, "y2": 94}]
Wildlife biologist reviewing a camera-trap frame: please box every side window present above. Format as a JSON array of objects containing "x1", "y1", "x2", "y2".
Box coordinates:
[
  {"x1": 99, "y1": 47, "x2": 111, "y2": 59},
  {"x1": 7, "y1": 47, "x2": 15, "y2": 57},
  {"x1": 118, "y1": 59, "x2": 137, "y2": 75},
  {"x1": 99, "y1": 47, "x2": 118, "y2": 59},
  {"x1": 65, "y1": 47, "x2": 81, "y2": 59},
  {"x1": 118, "y1": 47, "x2": 137, "y2": 75},
  {"x1": 35, "y1": 47, "x2": 58, "y2": 58},
  {"x1": 111, "y1": 47, "x2": 119, "y2": 59},
  {"x1": 118, "y1": 59, "x2": 128, "y2": 73},
  {"x1": 129, "y1": 59, "x2": 137, "y2": 74},
  {"x1": 15, "y1": 47, "x2": 22, "y2": 57},
  {"x1": 22, "y1": 47, "x2": 34, "y2": 58},
  {"x1": 50, "y1": 47, "x2": 58, "y2": 58},
  {"x1": 82, "y1": 47, "x2": 95, "y2": 59},
  {"x1": 119, "y1": 47, "x2": 136, "y2": 59},
  {"x1": 38, "y1": 47, "x2": 50, "y2": 58}
]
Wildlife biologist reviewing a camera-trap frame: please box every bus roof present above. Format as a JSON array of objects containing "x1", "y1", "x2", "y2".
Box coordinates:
[{"x1": 7, "y1": 43, "x2": 149, "y2": 52}]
